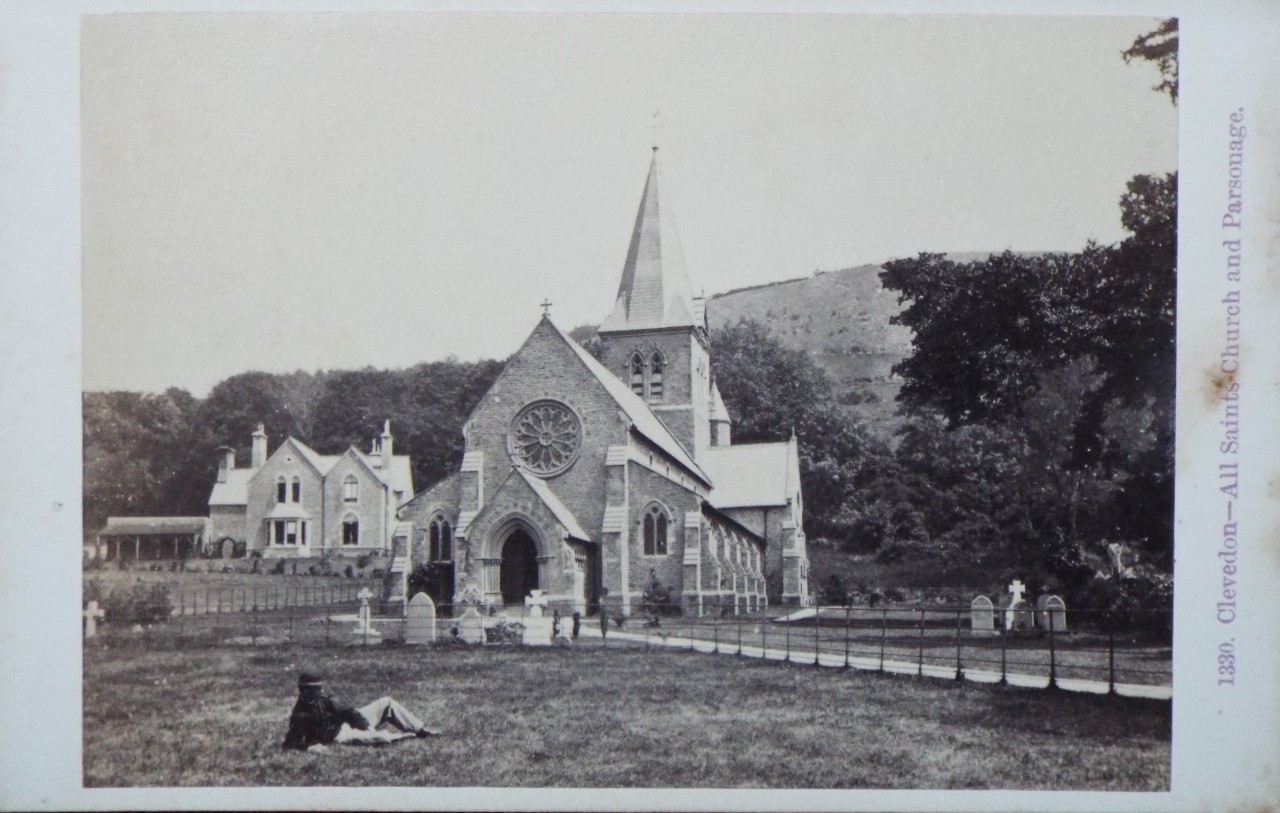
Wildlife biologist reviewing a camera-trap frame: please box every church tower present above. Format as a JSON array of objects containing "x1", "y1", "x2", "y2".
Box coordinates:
[{"x1": 598, "y1": 149, "x2": 712, "y2": 460}]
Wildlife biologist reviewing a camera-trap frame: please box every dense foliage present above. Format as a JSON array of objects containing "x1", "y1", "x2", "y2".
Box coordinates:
[{"x1": 83, "y1": 358, "x2": 504, "y2": 538}]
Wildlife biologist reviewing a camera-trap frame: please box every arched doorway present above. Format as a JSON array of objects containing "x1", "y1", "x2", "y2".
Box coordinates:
[{"x1": 499, "y1": 528, "x2": 540, "y2": 606}]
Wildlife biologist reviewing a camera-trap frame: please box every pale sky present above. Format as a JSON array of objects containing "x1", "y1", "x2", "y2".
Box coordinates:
[{"x1": 82, "y1": 12, "x2": 1178, "y2": 395}]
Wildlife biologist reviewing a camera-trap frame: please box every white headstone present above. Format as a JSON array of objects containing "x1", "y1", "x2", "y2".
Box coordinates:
[
  {"x1": 456, "y1": 606, "x2": 485, "y2": 645},
  {"x1": 1007, "y1": 579, "x2": 1026, "y2": 604},
  {"x1": 83, "y1": 601, "x2": 105, "y2": 638},
  {"x1": 970, "y1": 595, "x2": 995, "y2": 635},
  {"x1": 522, "y1": 591, "x2": 553, "y2": 646},
  {"x1": 404, "y1": 592, "x2": 438, "y2": 645}
]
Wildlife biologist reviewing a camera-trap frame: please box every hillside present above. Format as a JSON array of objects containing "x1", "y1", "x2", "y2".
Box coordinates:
[
  {"x1": 708, "y1": 262, "x2": 912, "y2": 438},
  {"x1": 707, "y1": 253, "x2": 1038, "y2": 439}
]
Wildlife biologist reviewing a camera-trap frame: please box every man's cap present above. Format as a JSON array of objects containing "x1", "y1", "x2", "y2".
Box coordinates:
[{"x1": 297, "y1": 669, "x2": 324, "y2": 688}]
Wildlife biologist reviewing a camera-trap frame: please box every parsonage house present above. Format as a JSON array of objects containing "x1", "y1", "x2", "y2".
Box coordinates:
[
  {"x1": 207, "y1": 421, "x2": 414, "y2": 559},
  {"x1": 397, "y1": 150, "x2": 811, "y2": 618}
]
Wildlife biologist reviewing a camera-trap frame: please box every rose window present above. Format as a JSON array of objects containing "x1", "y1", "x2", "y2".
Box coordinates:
[{"x1": 510, "y1": 400, "x2": 582, "y2": 476}]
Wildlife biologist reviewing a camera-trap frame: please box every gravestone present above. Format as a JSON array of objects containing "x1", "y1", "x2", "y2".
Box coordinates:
[
  {"x1": 404, "y1": 592, "x2": 438, "y2": 645},
  {"x1": 522, "y1": 589, "x2": 553, "y2": 647},
  {"x1": 1006, "y1": 599, "x2": 1034, "y2": 632},
  {"x1": 351, "y1": 586, "x2": 382, "y2": 644},
  {"x1": 456, "y1": 606, "x2": 485, "y2": 645},
  {"x1": 1039, "y1": 595, "x2": 1067, "y2": 632},
  {"x1": 969, "y1": 595, "x2": 995, "y2": 635},
  {"x1": 83, "y1": 600, "x2": 105, "y2": 638},
  {"x1": 1003, "y1": 579, "x2": 1027, "y2": 631}
]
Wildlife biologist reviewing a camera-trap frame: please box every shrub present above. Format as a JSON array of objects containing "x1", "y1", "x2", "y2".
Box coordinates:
[
  {"x1": 638, "y1": 569, "x2": 678, "y2": 625},
  {"x1": 270, "y1": 559, "x2": 286, "y2": 575},
  {"x1": 406, "y1": 561, "x2": 455, "y2": 617},
  {"x1": 817, "y1": 574, "x2": 849, "y2": 606},
  {"x1": 100, "y1": 583, "x2": 172, "y2": 626}
]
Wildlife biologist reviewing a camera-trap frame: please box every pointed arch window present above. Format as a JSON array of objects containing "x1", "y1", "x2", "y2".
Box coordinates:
[
  {"x1": 343, "y1": 475, "x2": 359, "y2": 503},
  {"x1": 291, "y1": 476, "x2": 301, "y2": 503},
  {"x1": 629, "y1": 353, "x2": 646, "y2": 396},
  {"x1": 642, "y1": 504, "x2": 669, "y2": 556},
  {"x1": 429, "y1": 514, "x2": 453, "y2": 561},
  {"x1": 342, "y1": 514, "x2": 360, "y2": 546},
  {"x1": 276, "y1": 477, "x2": 287, "y2": 504},
  {"x1": 649, "y1": 353, "x2": 664, "y2": 402}
]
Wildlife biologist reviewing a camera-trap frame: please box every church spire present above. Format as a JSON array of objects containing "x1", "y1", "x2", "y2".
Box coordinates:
[{"x1": 599, "y1": 150, "x2": 700, "y2": 333}]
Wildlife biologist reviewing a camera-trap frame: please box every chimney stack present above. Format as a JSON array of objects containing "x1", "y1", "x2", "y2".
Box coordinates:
[
  {"x1": 380, "y1": 420, "x2": 393, "y2": 470},
  {"x1": 215, "y1": 446, "x2": 235, "y2": 483},
  {"x1": 251, "y1": 424, "x2": 268, "y2": 469}
]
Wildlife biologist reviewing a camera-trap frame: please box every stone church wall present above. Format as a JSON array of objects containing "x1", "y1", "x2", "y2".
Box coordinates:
[
  {"x1": 465, "y1": 320, "x2": 627, "y2": 541},
  {"x1": 625, "y1": 461, "x2": 699, "y2": 604}
]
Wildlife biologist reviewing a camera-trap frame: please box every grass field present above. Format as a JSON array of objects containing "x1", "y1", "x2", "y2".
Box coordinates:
[{"x1": 84, "y1": 641, "x2": 1169, "y2": 789}]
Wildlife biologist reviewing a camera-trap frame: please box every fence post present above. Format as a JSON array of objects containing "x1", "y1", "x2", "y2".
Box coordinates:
[
  {"x1": 954, "y1": 608, "x2": 964, "y2": 681},
  {"x1": 999, "y1": 627, "x2": 1008, "y2": 686},
  {"x1": 879, "y1": 607, "x2": 887, "y2": 673},
  {"x1": 917, "y1": 608, "x2": 925, "y2": 677},
  {"x1": 737, "y1": 608, "x2": 743, "y2": 657},
  {"x1": 814, "y1": 605, "x2": 822, "y2": 667},
  {"x1": 713, "y1": 610, "x2": 719, "y2": 654},
  {"x1": 324, "y1": 600, "x2": 331, "y2": 648},
  {"x1": 843, "y1": 604, "x2": 852, "y2": 669},
  {"x1": 1108, "y1": 623, "x2": 1117, "y2": 695},
  {"x1": 1047, "y1": 608, "x2": 1059, "y2": 691},
  {"x1": 784, "y1": 612, "x2": 791, "y2": 665},
  {"x1": 761, "y1": 615, "x2": 767, "y2": 661}
]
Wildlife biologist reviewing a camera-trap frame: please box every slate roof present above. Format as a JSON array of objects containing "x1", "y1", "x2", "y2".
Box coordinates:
[
  {"x1": 702, "y1": 440, "x2": 797, "y2": 509},
  {"x1": 208, "y1": 468, "x2": 255, "y2": 507},
  {"x1": 599, "y1": 151, "x2": 699, "y2": 333},
  {"x1": 547, "y1": 317, "x2": 711, "y2": 486},
  {"x1": 206, "y1": 435, "x2": 413, "y2": 508},
  {"x1": 98, "y1": 517, "x2": 211, "y2": 537}
]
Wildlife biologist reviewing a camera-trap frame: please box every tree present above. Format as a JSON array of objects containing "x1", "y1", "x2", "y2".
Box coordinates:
[
  {"x1": 1123, "y1": 18, "x2": 1178, "y2": 103},
  {"x1": 711, "y1": 317, "x2": 887, "y2": 541}
]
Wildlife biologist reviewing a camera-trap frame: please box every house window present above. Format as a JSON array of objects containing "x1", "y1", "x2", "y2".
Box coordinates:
[
  {"x1": 342, "y1": 515, "x2": 360, "y2": 546},
  {"x1": 291, "y1": 476, "x2": 301, "y2": 503},
  {"x1": 343, "y1": 475, "x2": 358, "y2": 503},
  {"x1": 429, "y1": 515, "x2": 453, "y2": 561},
  {"x1": 642, "y1": 505, "x2": 669, "y2": 556},
  {"x1": 285, "y1": 520, "x2": 298, "y2": 545},
  {"x1": 649, "y1": 353, "x2": 664, "y2": 401},
  {"x1": 273, "y1": 520, "x2": 285, "y2": 545},
  {"x1": 629, "y1": 353, "x2": 645, "y2": 396},
  {"x1": 276, "y1": 477, "x2": 287, "y2": 504}
]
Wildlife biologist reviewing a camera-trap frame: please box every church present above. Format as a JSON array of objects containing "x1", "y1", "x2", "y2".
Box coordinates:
[{"x1": 399, "y1": 151, "x2": 810, "y2": 618}]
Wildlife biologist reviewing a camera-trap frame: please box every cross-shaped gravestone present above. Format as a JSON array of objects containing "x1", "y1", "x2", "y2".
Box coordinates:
[
  {"x1": 83, "y1": 600, "x2": 105, "y2": 638},
  {"x1": 525, "y1": 589, "x2": 549, "y2": 619},
  {"x1": 1007, "y1": 579, "x2": 1026, "y2": 605}
]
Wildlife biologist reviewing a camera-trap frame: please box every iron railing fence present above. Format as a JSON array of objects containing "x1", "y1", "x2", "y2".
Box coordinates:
[{"x1": 84, "y1": 596, "x2": 1172, "y2": 694}]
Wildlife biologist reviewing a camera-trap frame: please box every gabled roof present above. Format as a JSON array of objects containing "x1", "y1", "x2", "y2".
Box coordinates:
[
  {"x1": 545, "y1": 317, "x2": 711, "y2": 486},
  {"x1": 209, "y1": 468, "x2": 255, "y2": 507},
  {"x1": 206, "y1": 435, "x2": 413, "y2": 508},
  {"x1": 703, "y1": 439, "x2": 797, "y2": 509},
  {"x1": 350, "y1": 448, "x2": 415, "y2": 501},
  {"x1": 398, "y1": 471, "x2": 462, "y2": 522},
  {"x1": 469, "y1": 466, "x2": 592, "y2": 544},
  {"x1": 98, "y1": 517, "x2": 210, "y2": 537},
  {"x1": 512, "y1": 467, "x2": 592, "y2": 543},
  {"x1": 599, "y1": 150, "x2": 700, "y2": 333}
]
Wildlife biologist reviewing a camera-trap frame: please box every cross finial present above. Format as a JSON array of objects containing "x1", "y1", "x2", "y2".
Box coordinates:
[
  {"x1": 646, "y1": 110, "x2": 664, "y2": 150},
  {"x1": 540, "y1": 298, "x2": 553, "y2": 316}
]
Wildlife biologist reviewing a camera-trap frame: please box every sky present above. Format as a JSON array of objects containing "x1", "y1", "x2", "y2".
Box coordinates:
[{"x1": 82, "y1": 12, "x2": 1178, "y2": 395}]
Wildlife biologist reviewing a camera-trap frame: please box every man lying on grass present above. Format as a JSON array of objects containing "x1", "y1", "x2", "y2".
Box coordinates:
[{"x1": 282, "y1": 669, "x2": 441, "y2": 752}]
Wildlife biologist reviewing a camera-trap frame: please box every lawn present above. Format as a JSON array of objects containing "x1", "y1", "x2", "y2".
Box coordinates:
[{"x1": 83, "y1": 641, "x2": 1170, "y2": 789}]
